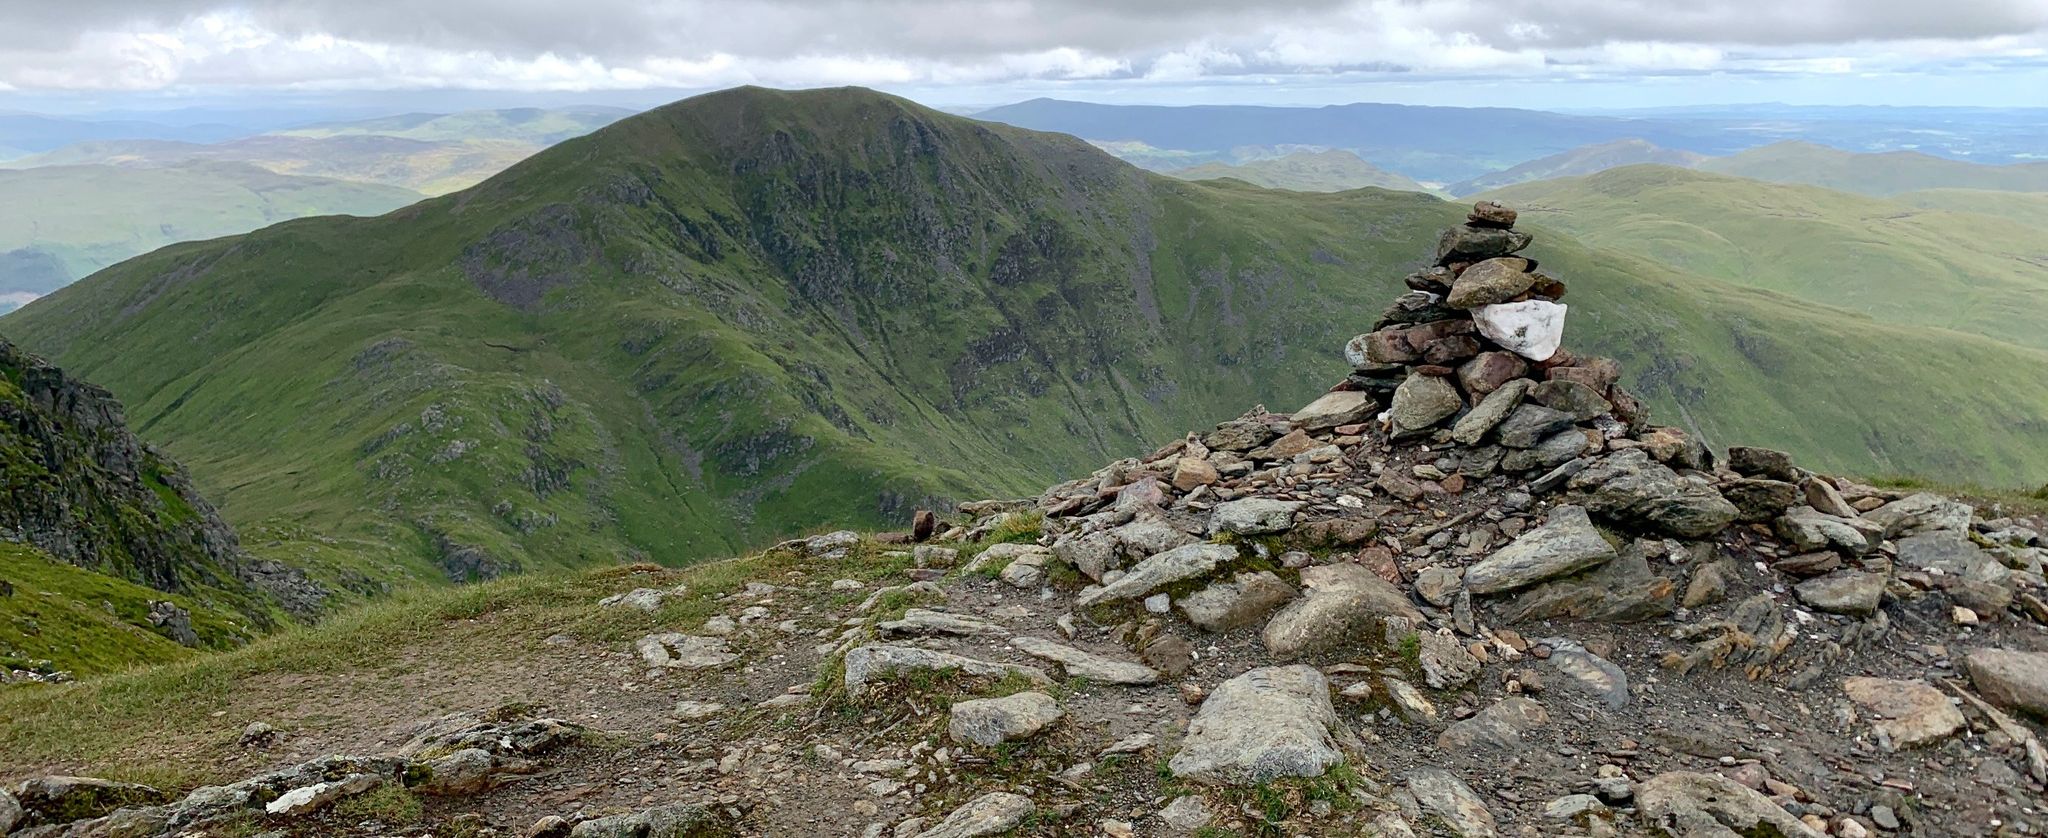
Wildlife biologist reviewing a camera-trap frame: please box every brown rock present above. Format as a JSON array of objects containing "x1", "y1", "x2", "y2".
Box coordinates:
[
  {"x1": 1172, "y1": 457, "x2": 1221, "y2": 492},
  {"x1": 1413, "y1": 364, "x2": 1457, "y2": 377},
  {"x1": 1457, "y1": 351, "x2": 1529, "y2": 397},
  {"x1": 1446, "y1": 257, "x2": 1540, "y2": 309},
  {"x1": 1529, "y1": 273, "x2": 1567, "y2": 300},
  {"x1": 1468, "y1": 200, "x2": 1518, "y2": 228},
  {"x1": 1364, "y1": 329, "x2": 1420, "y2": 364},
  {"x1": 1141, "y1": 634, "x2": 1195, "y2": 678},
  {"x1": 1422, "y1": 335, "x2": 1483, "y2": 366},
  {"x1": 1358, "y1": 546, "x2": 1402, "y2": 584},
  {"x1": 912, "y1": 510, "x2": 938, "y2": 543},
  {"x1": 1535, "y1": 347, "x2": 1576, "y2": 370},
  {"x1": 1547, "y1": 356, "x2": 1622, "y2": 394},
  {"x1": 1773, "y1": 551, "x2": 1842, "y2": 578},
  {"x1": 1842, "y1": 677, "x2": 1964, "y2": 749},
  {"x1": 1255, "y1": 430, "x2": 1319, "y2": 460}
]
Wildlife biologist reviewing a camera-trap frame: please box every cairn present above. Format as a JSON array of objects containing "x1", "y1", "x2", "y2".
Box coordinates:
[{"x1": 1337, "y1": 201, "x2": 1658, "y2": 474}]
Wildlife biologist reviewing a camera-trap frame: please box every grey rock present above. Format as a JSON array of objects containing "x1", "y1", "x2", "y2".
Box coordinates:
[
  {"x1": 1636, "y1": 772, "x2": 1822, "y2": 838},
  {"x1": 1053, "y1": 530, "x2": 1121, "y2": 582},
  {"x1": 1390, "y1": 375, "x2": 1464, "y2": 437},
  {"x1": 265, "y1": 773, "x2": 382, "y2": 816},
  {"x1": 569, "y1": 802, "x2": 727, "y2": 838},
  {"x1": 1178, "y1": 571, "x2": 1298, "y2": 632},
  {"x1": 1437, "y1": 696, "x2": 1548, "y2": 751},
  {"x1": 1383, "y1": 677, "x2": 1438, "y2": 722},
  {"x1": 1495, "y1": 541, "x2": 1674, "y2": 624},
  {"x1": 1528, "y1": 379, "x2": 1612, "y2": 421},
  {"x1": 1966, "y1": 648, "x2": 2048, "y2": 718},
  {"x1": 964, "y1": 542, "x2": 1052, "y2": 575},
  {"x1": 1543, "y1": 794, "x2": 1610, "y2": 822},
  {"x1": 917, "y1": 792, "x2": 1035, "y2": 838},
  {"x1": 1414, "y1": 566, "x2": 1464, "y2": 607},
  {"x1": 1291, "y1": 390, "x2": 1376, "y2": 431},
  {"x1": 1897, "y1": 533, "x2": 2010, "y2": 585},
  {"x1": 1169, "y1": 665, "x2": 1348, "y2": 785},
  {"x1": 1209, "y1": 498, "x2": 1307, "y2": 536},
  {"x1": 146, "y1": 600, "x2": 200, "y2": 646},
  {"x1": 1418, "y1": 631, "x2": 1481, "y2": 690},
  {"x1": 1570, "y1": 450, "x2": 1738, "y2": 538},
  {"x1": 1435, "y1": 224, "x2": 1533, "y2": 265},
  {"x1": 1113, "y1": 518, "x2": 1200, "y2": 558},
  {"x1": 1863, "y1": 493, "x2": 1975, "y2": 538},
  {"x1": 841, "y1": 644, "x2": 1049, "y2": 699},
  {"x1": 416, "y1": 748, "x2": 497, "y2": 796},
  {"x1": 1775, "y1": 506, "x2": 1881, "y2": 555},
  {"x1": 948, "y1": 691, "x2": 1064, "y2": 747},
  {"x1": 1726, "y1": 446, "x2": 1797, "y2": 482},
  {"x1": 1156, "y1": 796, "x2": 1214, "y2": 834},
  {"x1": 1794, "y1": 570, "x2": 1886, "y2": 617},
  {"x1": 1464, "y1": 506, "x2": 1616, "y2": 595},
  {"x1": 1718, "y1": 478, "x2": 1801, "y2": 523},
  {"x1": 1543, "y1": 638, "x2": 1630, "y2": 709},
  {"x1": 1450, "y1": 379, "x2": 1532, "y2": 445},
  {"x1": 802, "y1": 530, "x2": 862, "y2": 559},
  {"x1": 1447, "y1": 257, "x2": 1540, "y2": 308},
  {"x1": 598, "y1": 587, "x2": 682, "y2": 612},
  {"x1": 1803, "y1": 478, "x2": 1859, "y2": 518},
  {"x1": 878, "y1": 608, "x2": 1010, "y2": 638},
  {"x1": 1262, "y1": 564, "x2": 1425, "y2": 659},
  {"x1": 1500, "y1": 429, "x2": 1589, "y2": 473},
  {"x1": 11, "y1": 776, "x2": 167, "y2": 827},
  {"x1": 999, "y1": 549, "x2": 1050, "y2": 589},
  {"x1": 1496, "y1": 404, "x2": 1577, "y2": 449},
  {"x1": 0, "y1": 788, "x2": 20, "y2": 836},
  {"x1": 1077, "y1": 543, "x2": 1238, "y2": 606},
  {"x1": 1405, "y1": 768, "x2": 1499, "y2": 837},
  {"x1": 1009, "y1": 636, "x2": 1159, "y2": 684}
]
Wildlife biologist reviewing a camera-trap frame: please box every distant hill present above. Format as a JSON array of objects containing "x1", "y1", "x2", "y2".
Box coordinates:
[
  {"x1": 1168, "y1": 150, "x2": 1428, "y2": 193},
  {"x1": 1479, "y1": 165, "x2": 2048, "y2": 351},
  {"x1": 7, "y1": 134, "x2": 534, "y2": 195},
  {"x1": 0, "y1": 161, "x2": 420, "y2": 307},
  {"x1": 0, "y1": 114, "x2": 251, "y2": 155},
  {"x1": 1449, "y1": 139, "x2": 1708, "y2": 195},
  {"x1": 275, "y1": 106, "x2": 634, "y2": 145},
  {"x1": 1698, "y1": 141, "x2": 2048, "y2": 195},
  {"x1": 975, "y1": 98, "x2": 1745, "y2": 183}
]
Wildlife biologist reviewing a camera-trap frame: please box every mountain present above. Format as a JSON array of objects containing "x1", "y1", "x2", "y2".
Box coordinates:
[
  {"x1": 5, "y1": 135, "x2": 536, "y2": 196},
  {"x1": 6, "y1": 86, "x2": 2048, "y2": 604},
  {"x1": 1698, "y1": 140, "x2": 2048, "y2": 195},
  {"x1": 1166, "y1": 150, "x2": 1428, "y2": 193},
  {"x1": 0, "y1": 336, "x2": 308, "y2": 676},
  {"x1": 0, "y1": 162, "x2": 421, "y2": 308},
  {"x1": 1447, "y1": 139, "x2": 1708, "y2": 195},
  {"x1": 974, "y1": 98, "x2": 1749, "y2": 183},
  {"x1": 0, "y1": 114, "x2": 252, "y2": 155},
  {"x1": 1476, "y1": 165, "x2": 2048, "y2": 352},
  {"x1": 274, "y1": 106, "x2": 635, "y2": 145}
]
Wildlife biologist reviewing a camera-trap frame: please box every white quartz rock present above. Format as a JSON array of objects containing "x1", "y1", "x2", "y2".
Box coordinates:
[{"x1": 1473, "y1": 300, "x2": 1567, "y2": 361}]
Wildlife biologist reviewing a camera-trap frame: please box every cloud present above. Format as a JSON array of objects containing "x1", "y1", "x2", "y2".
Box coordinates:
[{"x1": 0, "y1": 0, "x2": 2044, "y2": 91}]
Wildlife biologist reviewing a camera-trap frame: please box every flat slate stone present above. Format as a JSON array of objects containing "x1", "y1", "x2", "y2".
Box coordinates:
[
  {"x1": 1009, "y1": 636, "x2": 1159, "y2": 685},
  {"x1": 1076, "y1": 543, "x2": 1238, "y2": 606},
  {"x1": 1464, "y1": 506, "x2": 1616, "y2": 595}
]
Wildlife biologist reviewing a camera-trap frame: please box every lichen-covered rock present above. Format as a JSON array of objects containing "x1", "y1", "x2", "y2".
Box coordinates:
[
  {"x1": 841, "y1": 645, "x2": 1049, "y2": 698},
  {"x1": 1178, "y1": 571, "x2": 1297, "y2": 632},
  {"x1": 1569, "y1": 450, "x2": 1738, "y2": 538},
  {"x1": 11, "y1": 776, "x2": 169, "y2": 827},
  {"x1": 1208, "y1": 498, "x2": 1306, "y2": 536},
  {"x1": 568, "y1": 802, "x2": 728, "y2": 837},
  {"x1": 1465, "y1": 506, "x2": 1616, "y2": 595},
  {"x1": 1076, "y1": 543, "x2": 1237, "y2": 606},
  {"x1": 1169, "y1": 666, "x2": 1347, "y2": 785},
  {"x1": 1637, "y1": 771, "x2": 1822, "y2": 837},
  {"x1": 918, "y1": 792, "x2": 1035, "y2": 838},
  {"x1": 1263, "y1": 564, "x2": 1424, "y2": 659},
  {"x1": 949, "y1": 691, "x2": 1064, "y2": 747},
  {"x1": 1389, "y1": 374, "x2": 1464, "y2": 437}
]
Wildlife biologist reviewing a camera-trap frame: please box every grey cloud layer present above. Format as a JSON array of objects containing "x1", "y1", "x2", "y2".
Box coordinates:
[{"x1": 7, "y1": 0, "x2": 2046, "y2": 58}]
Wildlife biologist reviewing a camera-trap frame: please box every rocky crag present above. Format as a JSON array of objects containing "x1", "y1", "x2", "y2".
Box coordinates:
[
  {"x1": 5, "y1": 204, "x2": 2047, "y2": 837},
  {"x1": 0, "y1": 337, "x2": 324, "y2": 677}
]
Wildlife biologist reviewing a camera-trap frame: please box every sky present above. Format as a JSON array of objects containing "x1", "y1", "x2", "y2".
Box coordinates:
[{"x1": 3, "y1": 0, "x2": 2048, "y2": 114}]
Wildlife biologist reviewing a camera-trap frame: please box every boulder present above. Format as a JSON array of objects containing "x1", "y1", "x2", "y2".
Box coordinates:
[
  {"x1": 11, "y1": 776, "x2": 168, "y2": 826},
  {"x1": 841, "y1": 645, "x2": 1049, "y2": 698},
  {"x1": 1009, "y1": 636, "x2": 1159, "y2": 685},
  {"x1": 1495, "y1": 543, "x2": 1674, "y2": 624},
  {"x1": 1965, "y1": 648, "x2": 2048, "y2": 718},
  {"x1": 1437, "y1": 697, "x2": 1548, "y2": 751},
  {"x1": 1469, "y1": 200, "x2": 1517, "y2": 227},
  {"x1": 1076, "y1": 543, "x2": 1237, "y2": 606},
  {"x1": 1457, "y1": 352, "x2": 1529, "y2": 396},
  {"x1": 1464, "y1": 506, "x2": 1617, "y2": 595},
  {"x1": 1793, "y1": 570, "x2": 1885, "y2": 617},
  {"x1": 416, "y1": 748, "x2": 498, "y2": 796},
  {"x1": 1776, "y1": 506, "x2": 1881, "y2": 555},
  {"x1": 1896, "y1": 533, "x2": 2010, "y2": 585},
  {"x1": 1637, "y1": 772, "x2": 1821, "y2": 838},
  {"x1": 1569, "y1": 450, "x2": 1738, "y2": 538},
  {"x1": 1718, "y1": 478, "x2": 1801, "y2": 522},
  {"x1": 1405, "y1": 768, "x2": 1499, "y2": 837},
  {"x1": 1446, "y1": 257, "x2": 1539, "y2": 308},
  {"x1": 1450, "y1": 379, "x2": 1531, "y2": 445},
  {"x1": 1291, "y1": 390, "x2": 1375, "y2": 431},
  {"x1": 1842, "y1": 677, "x2": 1964, "y2": 749},
  {"x1": 949, "y1": 691, "x2": 1064, "y2": 747},
  {"x1": 1262, "y1": 564, "x2": 1426, "y2": 659},
  {"x1": 1209, "y1": 498, "x2": 1306, "y2": 536},
  {"x1": 1863, "y1": 493, "x2": 1974, "y2": 538},
  {"x1": 1205, "y1": 418, "x2": 1277, "y2": 452},
  {"x1": 1528, "y1": 379, "x2": 1612, "y2": 421},
  {"x1": 1495, "y1": 404, "x2": 1577, "y2": 449},
  {"x1": 1472, "y1": 300, "x2": 1567, "y2": 362},
  {"x1": 918, "y1": 792, "x2": 1035, "y2": 838},
  {"x1": 1435, "y1": 224, "x2": 1533, "y2": 265},
  {"x1": 1168, "y1": 666, "x2": 1348, "y2": 785},
  {"x1": 1389, "y1": 374, "x2": 1464, "y2": 436},
  {"x1": 1178, "y1": 571, "x2": 1298, "y2": 632},
  {"x1": 1726, "y1": 447, "x2": 1798, "y2": 482}
]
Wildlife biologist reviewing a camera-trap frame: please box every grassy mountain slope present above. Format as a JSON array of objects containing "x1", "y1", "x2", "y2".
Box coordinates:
[
  {"x1": 0, "y1": 544, "x2": 257, "y2": 678},
  {"x1": 0, "y1": 161, "x2": 421, "y2": 301},
  {"x1": 1448, "y1": 139, "x2": 1707, "y2": 196},
  {"x1": 6, "y1": 87, "x2": 2047, "y2": 601},
  {"x1": 1894, "y1": 189, "x2": 2048, "y2": 229},
  {"x1": 1699, "y1": 140, "x2": 2048, "y2": 195},
  {"x1": 1479, "y1": 165, "x2": 2048, "y2": 351},
  {"x1": 275, "y1": 107, "x2": 634, "y2": 145},
  {"x1": 1168, "y1": 150, "x2": 1427, "y2": 193},
  {"x1": 6, "y1": 136, "x2": 535, "y2": 196}
]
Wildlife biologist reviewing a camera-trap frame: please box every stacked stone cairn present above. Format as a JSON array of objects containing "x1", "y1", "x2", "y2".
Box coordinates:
[{"x1": 1339, "y1": 200, "x2": 1652, "y2": 472}]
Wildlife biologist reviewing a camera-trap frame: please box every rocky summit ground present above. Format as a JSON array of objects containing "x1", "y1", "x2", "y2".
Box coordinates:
[{"x1": 4, "y1": 204, "x2": 2048, "y2": 838}]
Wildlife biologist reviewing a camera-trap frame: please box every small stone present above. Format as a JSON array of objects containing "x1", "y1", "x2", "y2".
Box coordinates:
[
  {"x1": 948, "y1": 691, "x2": 1064, "y2": 747},
  {"x1": 1842, "y1": 677, "x2": 1965, "y2": 749},
  {"x1": 1793, "y1": 570, "x2": 1885, "y2": 617},
  {"x1": 917, "y1": 792, "x2": 1035, "y2": 838}
]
